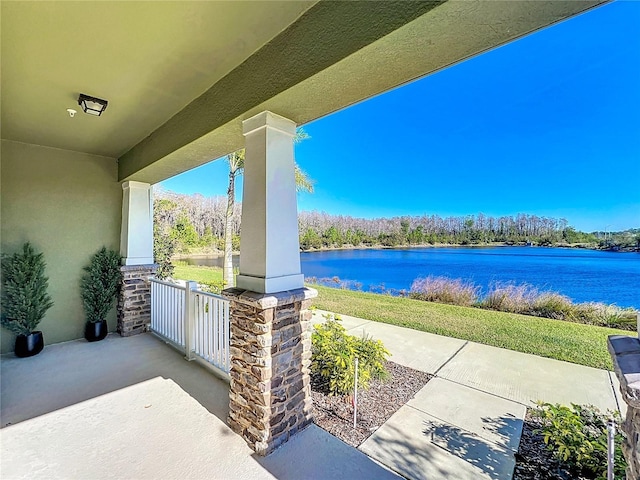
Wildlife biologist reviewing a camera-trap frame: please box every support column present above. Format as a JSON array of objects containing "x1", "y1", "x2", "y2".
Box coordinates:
[
  {"x1": 235, "y1": 111, "x2": 304, "y2": 294},
  {"x1": 117, "y1": 264, "x2": 157, "y2": 337},
  {"x1": 120, "y1": 181, "x2": 154, "y2": 266},
  {"x1": 224, "y1": 287, "x2": 317, "y2": 456},
  {"x1": 223, "y1": 111, "x2": 317, "y2": 455},
  {"x1": 117, "y1": 181, "x2": 156, "y2": 336}
]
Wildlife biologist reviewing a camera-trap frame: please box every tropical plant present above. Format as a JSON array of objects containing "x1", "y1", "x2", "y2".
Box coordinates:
[
  {"x1": 223, "y1": 150, "x2": 245, "y2": 289},
  {"x1": 311, "y1": 313, "x2": 390, "y2": 396},
  {"x1": 222, "y1": 128, "x2": 314, "y2": 288},
  {"x1": 0, "y1": 243, "x2": 54, "y2": 336},
  {"x1": 80, "y1": 247, "x2": 122, "y2": 323},
  {"x1": 532, "y1": 401, "x2": 626, "y2": 478}
]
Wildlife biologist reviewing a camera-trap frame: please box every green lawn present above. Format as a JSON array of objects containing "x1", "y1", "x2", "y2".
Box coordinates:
[
  {"x1": 173, "y1": 263, "x2": 224, "y2": 284},
  {"x1": 173, "y1": 264, "x2": 628, "y2": 370}
]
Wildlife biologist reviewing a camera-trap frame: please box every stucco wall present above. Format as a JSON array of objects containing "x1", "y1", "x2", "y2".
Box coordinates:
[{"x1": 1, "y1": 140, "x2": 122, "y2": 353}]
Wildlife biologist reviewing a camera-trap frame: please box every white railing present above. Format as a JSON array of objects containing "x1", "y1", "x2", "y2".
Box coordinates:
[
  {"x1": 150, "y1": 278, "x2": 230, "y2": 378},
  {"x1": 150, "y1": 279, "x2": 186, "y2": 348},
  {"x1": 193, "y1": 291, "x2": 230, "y2": 373}
]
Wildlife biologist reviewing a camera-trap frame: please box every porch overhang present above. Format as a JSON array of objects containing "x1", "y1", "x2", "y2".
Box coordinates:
[{"x1": 117, "y1": 0, "x2": 608, "y2": 184}]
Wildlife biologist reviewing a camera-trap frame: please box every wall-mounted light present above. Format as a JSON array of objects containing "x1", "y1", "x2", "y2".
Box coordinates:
[{"x1": 78, "y1": 93, "x2": 108, "y2": 116}]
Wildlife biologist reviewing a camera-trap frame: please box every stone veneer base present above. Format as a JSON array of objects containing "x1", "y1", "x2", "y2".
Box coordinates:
[
  {"x1": 223, "y1": 286, "x2": 318, "y2": 456},
  {"x1": 117, "y1": 264, "x2": 157, "y2": 337},
  {"x1": 608, "y1": 335, "x2": 640, "y2": 480}
]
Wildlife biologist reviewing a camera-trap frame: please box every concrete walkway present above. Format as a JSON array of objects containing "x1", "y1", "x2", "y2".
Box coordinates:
[{"x1": 313, "y1": 310, "x2": 622, "y2": 480}]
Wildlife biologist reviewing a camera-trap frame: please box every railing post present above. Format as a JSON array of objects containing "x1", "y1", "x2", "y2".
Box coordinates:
[{"x1": 184, "y1": 281, "x2": 197, "y2": 360}]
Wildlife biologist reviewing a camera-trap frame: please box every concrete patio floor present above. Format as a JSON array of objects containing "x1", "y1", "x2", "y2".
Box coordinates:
[
  {"x1": 1, "y1": 313, "x2": 622, "y2": 480},
  {"x1": 0, "y1": 334, "x2": 399, "y2": 480}
]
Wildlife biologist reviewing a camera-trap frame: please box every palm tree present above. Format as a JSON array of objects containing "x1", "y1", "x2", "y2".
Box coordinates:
[{"x1": 223, "y1": 128, "x2": 313, "y2": 288}]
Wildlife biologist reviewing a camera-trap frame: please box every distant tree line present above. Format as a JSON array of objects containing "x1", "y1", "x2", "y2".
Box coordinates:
[
  {"x1": 154, "y1": 189, "x2": 639, "y2": 254},
  {"x1": 299, "y1": 211, "x2": 588, "y2": 248},
  {"x1": 154, "y1": 189, "x2": 241, "y2": 254}
]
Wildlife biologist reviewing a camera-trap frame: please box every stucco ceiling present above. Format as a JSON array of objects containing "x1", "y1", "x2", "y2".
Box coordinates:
[
  {"x1": 1, "y1": 1, "x2": 608, "y2": 184},
  {"x1": 0, "y1": 1, "x2": 316, "y2": 157}
]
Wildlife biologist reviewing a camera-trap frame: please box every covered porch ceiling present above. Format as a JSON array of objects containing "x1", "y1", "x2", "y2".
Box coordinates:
[{"x1": 1, "y1": 1, "x2": 608, "y2": 185}]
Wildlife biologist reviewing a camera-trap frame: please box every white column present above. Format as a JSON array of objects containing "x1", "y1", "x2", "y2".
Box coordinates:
[
  {"x1": 236, "y1": 111, "x2": 304, "y2": 293},
  {"x1": 120, "y1": 181, "x2": 154, "y2": 265}
]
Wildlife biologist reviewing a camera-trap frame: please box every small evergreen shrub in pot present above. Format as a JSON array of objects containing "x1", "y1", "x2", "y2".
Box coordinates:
[
  {"x1": 80, "y1": 247, "x2": 122, "y2": 342},
  {"x1": 1, "y1": 243, "x2": 54, "y2": 357}
]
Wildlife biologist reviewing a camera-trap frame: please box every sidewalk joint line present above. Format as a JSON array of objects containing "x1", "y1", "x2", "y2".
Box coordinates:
[
  {"x1": 433, "y1": 377, "x2": 531, "y2": 409},
  {"x1": 433, "y1": 341, "x2": 468, "y2": 376},
  {"x1": 607, "y1": 370, "x2": 622, "y2": 412}
]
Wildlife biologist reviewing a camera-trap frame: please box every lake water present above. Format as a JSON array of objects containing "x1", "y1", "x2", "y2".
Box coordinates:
[{"x1": 182, "y1": 246, "x2": 640, "y2": 308}]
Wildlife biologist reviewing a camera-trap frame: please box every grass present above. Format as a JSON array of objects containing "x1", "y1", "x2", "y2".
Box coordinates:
[
  {"x1": 173, "y1": 263, "x2": 224, "y2": 284},
  {"x1": 410, "y1": 276, "x2": 480, "y2": 306},
  {"x1": 172, "y1": 264, "x2": 631, "y2": 370},
  {"x1": 311, "y1": 285, "x2": 630, "y2": 371}
]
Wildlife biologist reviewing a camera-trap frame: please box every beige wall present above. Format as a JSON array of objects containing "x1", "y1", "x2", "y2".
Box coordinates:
[{"x1": 1, "y1": 140, "x2": 122, "y2": 353}]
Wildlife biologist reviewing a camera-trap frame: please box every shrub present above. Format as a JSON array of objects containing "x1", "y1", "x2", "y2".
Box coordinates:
[
  {"x1": 574, "y1": 302, "x2": 637, "y2": 330},
  {"x1": 1, "y1": 243, "x2": 54, "y2": 336},
  {"x1": 480, "y1": 282, "x2": 638, "y2": 330},
  {"x1": 531, "y1": 292, "x2": 576, "y2": 320},
  {"x1": 198, "y1": 280, "x2": 226, "y2": 294},
  {"x1": 153, "y1": 231, "x2": 176, "y2": 280},
  {"x1": 409, "y1": 276, "x2": 480, "y2": 306},
  {"x1": 80, "y1": 247, "x2": 123, "y2": 323},
  {"x1": 311, "y1": 313, "x2": 390, "y2": 396},
  {"x1": 481, "y1": 282, "x2": 539, "y2": 313},
  {"x1": 532, "y1": 402, "x2": 626, "y2": 478}
]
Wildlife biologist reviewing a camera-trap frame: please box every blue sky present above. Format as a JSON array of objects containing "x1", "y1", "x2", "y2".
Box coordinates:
[{"x1": 161, "y1": 0, "x2": 639, "y2": 233}]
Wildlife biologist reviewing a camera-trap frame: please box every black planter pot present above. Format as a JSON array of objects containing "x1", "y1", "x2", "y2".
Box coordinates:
[
  {"x1": 85, "y1": 320, "x2": 108, "y2": 342},
  {"x1": 15, "y1": 331, "x2": 44, "y2": 358}
]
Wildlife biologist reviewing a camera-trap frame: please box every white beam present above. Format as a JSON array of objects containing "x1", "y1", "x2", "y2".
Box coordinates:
[{"x1": 236, "y1": 111, "x2": 304, "y2": 293}]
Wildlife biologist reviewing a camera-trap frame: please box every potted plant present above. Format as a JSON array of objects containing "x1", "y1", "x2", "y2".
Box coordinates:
[
  {"x1": 1, "y1": 243, "x2": 54, "y2": 357},
  {"x1": 80, "y1": 247, "x2": 122, "y2": 342}
]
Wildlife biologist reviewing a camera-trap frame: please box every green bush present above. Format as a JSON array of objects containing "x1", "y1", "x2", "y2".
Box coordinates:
[
  {"x1": 1, "y1": 243, "x2": 54, "y2": 336},
  {"x1": 80, "y1": 247, "x2": 122, "y2": 323},
  {"x1": 311, "y1": 313, "x2": 390, "y2": 396},
  {"x1": 532, "y1": 402, "x2": 626, "y2": 478},
  {"x1": 153, "y1": 230, "x2": 176, "y2": 279},
  {"x1": 198, "y1": 280, "x2": 226, "y2": 294}
]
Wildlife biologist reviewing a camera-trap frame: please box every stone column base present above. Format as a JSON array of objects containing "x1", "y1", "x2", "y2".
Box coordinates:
[
  {"x1": 223, "y1": 286, "x2": 318, "y2": 456},
  {"x1": 608, "y1": 335, "x2": 640, "y2": 480},
  {"x1": 117, "y1": 264, "x2": 157, "y2": 337}
]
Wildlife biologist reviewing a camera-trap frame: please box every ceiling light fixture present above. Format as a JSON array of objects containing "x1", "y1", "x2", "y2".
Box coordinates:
[{"x1": 78, "y1": 93, "x2": 108, "y2": 116}]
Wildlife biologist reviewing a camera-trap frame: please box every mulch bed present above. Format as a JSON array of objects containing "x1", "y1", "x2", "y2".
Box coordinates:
[
  {"x1": 310, "y1": 361, "x2": 432, "y2": 447},
  {"x1": 514, "y1": 410, "x2": 594, "y2": 480},
  {"x1": 311, "y1": 365, "x2": 607, "y2": 479},
  {"x1": 312, "y1": 366, "x2": 601, "y2": 479}
]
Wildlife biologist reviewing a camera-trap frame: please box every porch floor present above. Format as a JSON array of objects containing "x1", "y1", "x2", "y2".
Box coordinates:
[{"x1": 0, "y1": 333, "x2": 399, "y2": 480}]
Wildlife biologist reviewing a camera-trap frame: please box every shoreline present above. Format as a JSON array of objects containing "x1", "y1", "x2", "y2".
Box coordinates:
[{"x1": 173, "y1": 241, "x2": 638, "y2": 260}]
